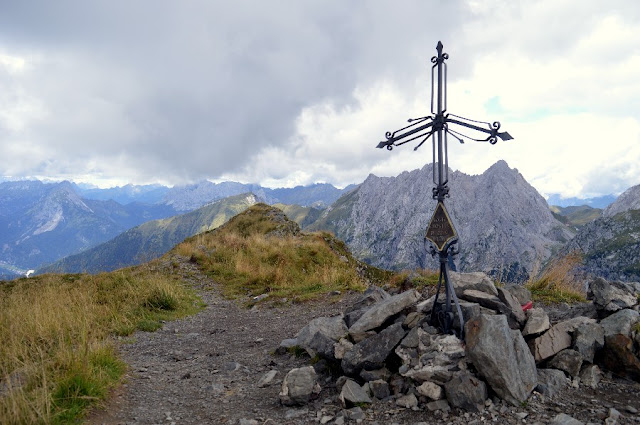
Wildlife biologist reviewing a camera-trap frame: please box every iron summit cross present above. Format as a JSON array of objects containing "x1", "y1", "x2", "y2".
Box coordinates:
[{"x1": 377, "y1": 41, "x2": 513, "y2": 337}]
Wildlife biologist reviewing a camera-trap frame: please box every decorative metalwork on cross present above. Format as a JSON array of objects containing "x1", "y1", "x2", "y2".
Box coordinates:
[{"x1": 376, "y1": 41, "x2": 513, "y2": 338}]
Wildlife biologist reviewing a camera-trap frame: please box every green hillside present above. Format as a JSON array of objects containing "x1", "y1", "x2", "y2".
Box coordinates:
[
  {"x1": 550, "y1": 205, "x2": 602, "y2": 227},
  {"x1": 40, "y1": 193, "x2": 259, "y2": 274}
]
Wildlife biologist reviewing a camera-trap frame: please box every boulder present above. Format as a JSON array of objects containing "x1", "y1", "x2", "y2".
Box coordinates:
[
  {"x1": 341, "y1": 323, "x2": 407, "y2": 376},
  {"x1": 334, "y1": 338, "x2": 354, "y2": 360},
  {"x1": 279, "y1": 366, "x2": 320, "y2": 406},
  {"x1": 600, "y1": 334, "x2": 640, "y2": 381},
  {"x1": 588, "y1": 277, "x2": 637, "y2": 313},
  {"x1": 528, "y1": 317, "x2": 595, "y2": 362},
  {"x1": 573, "y1": 322, "x2": 604, "y2": 363},
  {"x1": 599, "y1": 308, "x2": 639, "y2": 338},
  {"x1": 535, "y1": 368, "x2": 569, "y2": 398},
  {"x1": 348, "y1": 290, "x2": 421, "y2": 336},
  {"x1": 522, "y1": 308, "x2": 551, "y2": 337},
  {"x1": 547, "y1": 349, "x2": 583, "y2": 378},
  {"x1": 504, "y1": 284, "x2": 532, "y2": 305},
  {"x1": 465, "y1": 314, "x2": 537, "y2": 406},
  {"x1": 296, "y1": 315, "x2": 348, "y2": 357},
  {"x1": 450, "y1": 271, "x2": 499, "y2": 297},
  {"x1": 359, "y1": 368, "x2": 390, "y2": 382},
  {"x1": 339, "y1": 379, "x2": 372, "y2": 407},
  {"x1": 444, "y1": 373, "x2": 487, "y2": 412}
]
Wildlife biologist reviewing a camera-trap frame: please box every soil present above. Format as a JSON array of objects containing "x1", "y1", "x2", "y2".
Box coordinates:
[{"x1": 88, "y1": 260, "x2": 640, "y2": 425}]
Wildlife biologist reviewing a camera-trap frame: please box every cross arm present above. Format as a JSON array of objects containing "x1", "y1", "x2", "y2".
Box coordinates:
[
  {"x1": 446, "y1": 117, "x2": 513, "y2": 142},
  {"x1": 376, "y1": 119, "x2": 435, "y2": 149}
]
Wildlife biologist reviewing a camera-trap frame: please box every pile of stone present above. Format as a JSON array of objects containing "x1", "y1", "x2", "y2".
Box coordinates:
[{"x1": 277, "y1": 272, "x2": 640, "y2": 414}]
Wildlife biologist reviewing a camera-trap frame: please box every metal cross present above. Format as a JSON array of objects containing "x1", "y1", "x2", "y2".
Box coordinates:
[{"x1": 377, "y1": 41, "x2": 513, "y2": 338}]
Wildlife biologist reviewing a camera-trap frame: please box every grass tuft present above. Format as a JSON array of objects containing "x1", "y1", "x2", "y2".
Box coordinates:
[{"x1": 525, "y1": 251, "x2": 587, "y2": 304}]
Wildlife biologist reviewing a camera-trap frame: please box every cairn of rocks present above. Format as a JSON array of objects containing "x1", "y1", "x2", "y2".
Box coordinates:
[{"x1": 277, "y1": 272, "x2": 640, "y2": 415}]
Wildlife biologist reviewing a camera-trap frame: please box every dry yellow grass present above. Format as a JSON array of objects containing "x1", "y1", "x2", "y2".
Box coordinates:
[
  {"x1": 0, "y1": 269, "x2": 201, "y2": 424},
  {"x1": 525, "y1": 251, "x2": 587, "y2": 304}
]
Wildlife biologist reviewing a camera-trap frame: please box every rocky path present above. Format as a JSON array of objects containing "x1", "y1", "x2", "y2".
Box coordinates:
[{"x1": 89, "y1": 265, "x2": 640, "y2": 425}]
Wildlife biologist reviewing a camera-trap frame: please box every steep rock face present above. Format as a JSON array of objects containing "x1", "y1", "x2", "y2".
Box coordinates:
[
  {"x1": 603, "y1": 183, "x2": 640, "y2": 217},
  {"x1": 308, "y1": 161, "x2": 572, "y2": 282},
  {"x1": 561, "y1": 182, "x2": 640, "y2": 281},
  {"x1": 563, "y1": 209, "x2": 640, "y2": 282}
]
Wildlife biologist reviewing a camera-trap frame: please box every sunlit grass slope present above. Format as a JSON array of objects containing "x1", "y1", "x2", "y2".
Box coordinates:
[
  {"x1": 0, "y1": 269, "x2": 202, "y2": 424},
  {"x1": 174, "y1": 203, "x2": 391, "y2": 301}
]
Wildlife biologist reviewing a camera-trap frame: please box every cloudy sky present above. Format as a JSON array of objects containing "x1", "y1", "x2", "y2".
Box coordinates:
[{"x1": 1, "y1": 1, "x2": 639, "y2": 200}]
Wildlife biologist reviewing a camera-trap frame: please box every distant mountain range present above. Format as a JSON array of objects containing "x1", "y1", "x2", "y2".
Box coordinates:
[
  {"x1": 1, "y1": 180, "x2": 350, "y2": 277},
  {"x1": 4, "y1": 168, "x2": 639, "y2": 284},
  {"x1": 41, "y1": 193, "x2": 260, "y2": 274},
  {"x1": 545, "y1": 193, "x2": 617, "y2": 209},
  {"x1": 0, "y1": 181, "x2": 176, "y2": 278}
]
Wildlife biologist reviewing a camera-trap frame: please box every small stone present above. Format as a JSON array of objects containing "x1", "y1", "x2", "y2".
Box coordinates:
[
  {"x1": 417, "y1": 381, "x2": 444, "y2": 400},
  {"x1": 396, "y1": 393, "x2": 418, "y2": 409},
  {"x1": 320, "y1": 416, "x2": 334, "y2": 424},
  {"x1": 257, "y1": 370, "x2": 278, "y2": 388},
  {"x1": 426, "y1": 399, "x2": 450, "y2": 412},
  {"x1": 238, "y1": 420, "x2": 259, "y2": 425},
  {"x1": 626, "y1": 405, "x2": 638, "y2": 414},
  {"x1": 549, "y1": 413, "x2": 584, "y2": 425}
]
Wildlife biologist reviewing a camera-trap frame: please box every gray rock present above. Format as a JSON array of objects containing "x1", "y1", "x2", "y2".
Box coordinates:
[
  {"x1": 426, "y1": 399, "x2": 451, "y2": 412},
  {"x1": 417, "y1": 381, "x2": 444, "y2": 400},
  {"x1": 460, "y1": 290, "x2": 519, "y2": 328},
  {"x1": 403, "y1": 312, "x2": 425, "y2": 329},
  {"x1": 277, "y1": 338, "x2": 299, "y2": 355},
  {"x1": 505, "y1": 284, "x2": 532, "y2": 304},
  {"x1": 444, "y1": 373, "x2": 487, "y2": 412},
  {"x1": 465, "y1": 314, "x2": 537, "y2": 406},
  {"x1": 547, "y1": 349, "x2": 583, "y2": 378},
  {"x1": 296, "y1": 315, "x2": 348, "y2": 356},
  {"x1": 334, "y1": 338, "x2": 354, "y2": 360},
  {"x1": 257, "y1": 370, "x2": 278, "y2": 388},
  {"x1": 579, "y1": 364, "x2": 602, "y2": 389},
  {"x1": 400, "y1": 326, "x2": 420, "y2": 348},
  {"x1": 359, "y1": 367, "x2": 391, "y2": 382},
  {"x1": 535, "y1": 368, "x2": 569, "y2": 398},
  {"x1": 588, "y1": 277, "x2": 637, "y2": 312},
  {"x1": 349, "y1": 290, "x2": 421, "y2": 335},
  {"x1": 346, "y1": 286, "x2": 390, "y2": 313},
  {"x1": 550, "y1": 413, "x2": 585, "y2": 425},
  {"x1": 342, "y1": 322, "x2": 407, "y2": 376},
  {"x1": 238, "y1": 419, "x2": 259, "y2": 425},
  {"x1": 450, "y1": 271, "x2": 499, "y2": 297},
  {"x1": 522, "y1": 308, "x2": 551, "y2": 337},
  {"x1": 573, "y1": 322, "x2": 604, "y2": 363},
  {"x1": 497, "y1": 286, "x2": 527, "y2": 325},
  {"x1": 307, "y1": 331, "x2": 338, "y2": 360},
  {"x1": 528, "y1": 317, "x2": 595, "y2": 362},
  {"x1": 396, "y1": 393, "x2": 418, "y2": 409},
  {"x1": 600, "y1": 308, "x2": 639, "y2": 338},
  {"x1": 279, "y1": 366, "x2": 319, "y2": 406},
  {"x1": 416, "y1": 295, "x2": 436, "y2": 314},
  {"x1": 368, "y1": 379, "x2": 390, "y2": 399},
  {"x1": 339, "y1": 379, "x2": 372, "y2": 407}
]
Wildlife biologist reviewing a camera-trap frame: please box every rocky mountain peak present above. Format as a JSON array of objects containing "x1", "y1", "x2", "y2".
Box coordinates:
[
  {"x1": 603, "y1": 183, "x2": 640, "y2": 217},
  {"x1": 309, "y1": 161, "x2": 572, "y2": 282}
]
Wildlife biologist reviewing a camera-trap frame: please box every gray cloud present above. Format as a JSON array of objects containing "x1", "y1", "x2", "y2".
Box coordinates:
[{"x1": 1, "y1": 0, "x2": 639, "y2": 199}]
